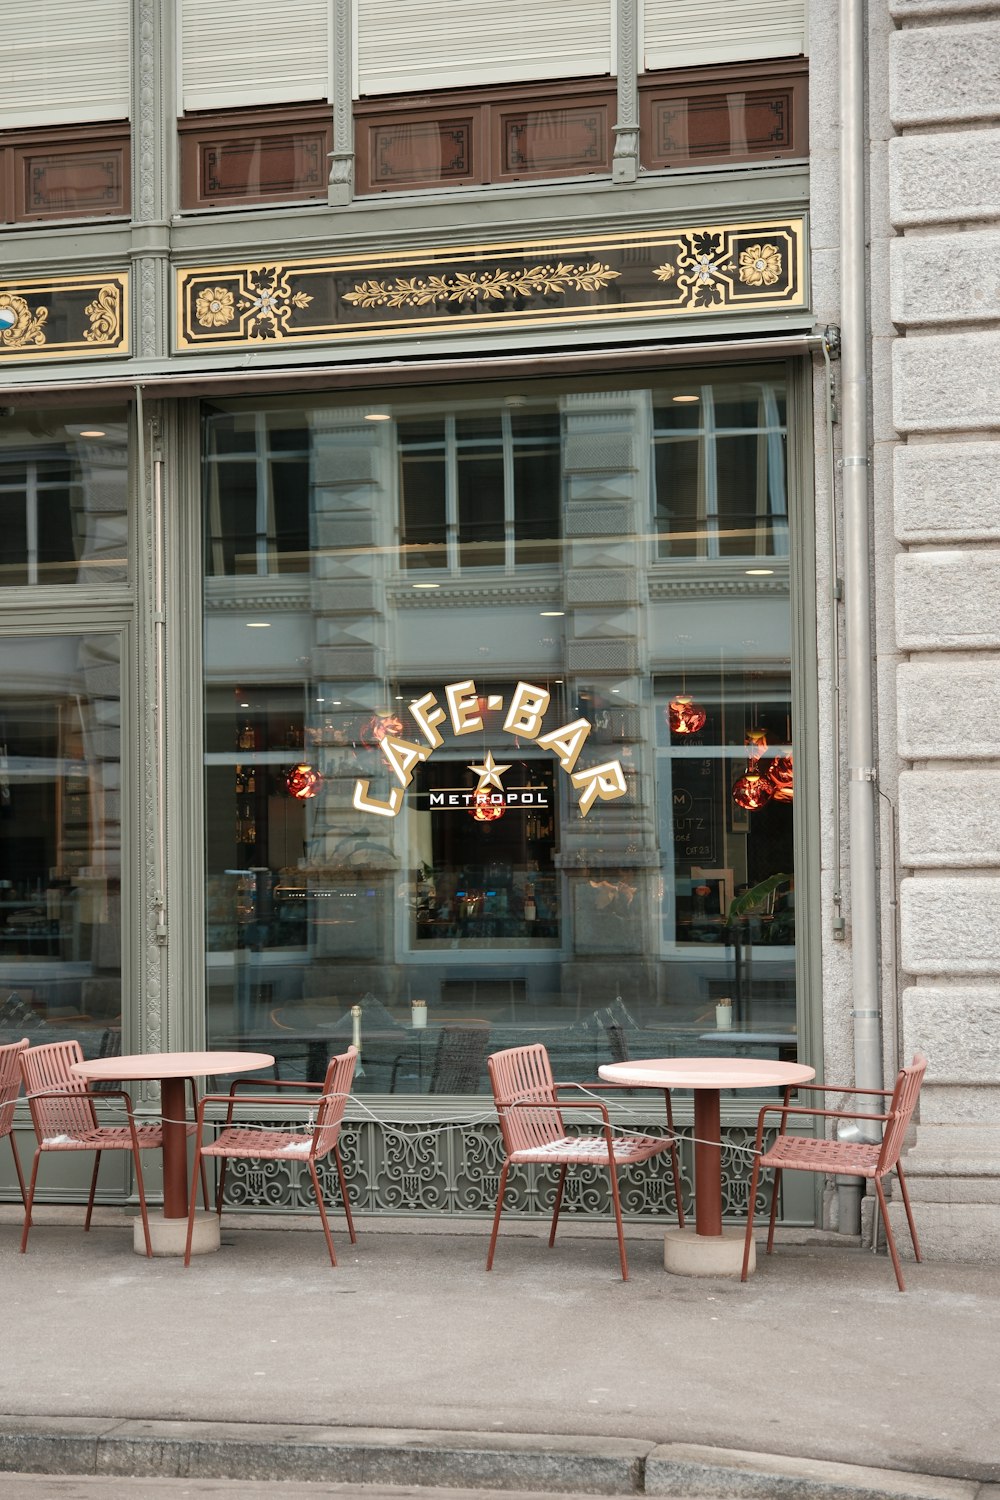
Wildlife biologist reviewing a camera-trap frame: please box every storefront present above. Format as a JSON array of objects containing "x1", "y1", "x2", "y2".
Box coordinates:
[{"x1": 0, "y1": 218, "x2": 820, "y2": 1222}]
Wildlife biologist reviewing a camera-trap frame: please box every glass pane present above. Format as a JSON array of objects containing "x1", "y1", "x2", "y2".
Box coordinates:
[
  {"x1": 0, "y1": 407, "x2": 129, "y2": 588},
  {"x1": 0, "y1": 634, "x2": 122, "y2": 1055},
  {"x1": 202, "y1": 369, "x2": 797, "y2": 1093}
]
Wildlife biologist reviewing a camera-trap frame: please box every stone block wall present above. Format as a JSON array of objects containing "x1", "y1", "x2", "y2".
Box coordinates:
[{"x1": 887, "y1": 0, "x2": 1000, "y2": 1256}]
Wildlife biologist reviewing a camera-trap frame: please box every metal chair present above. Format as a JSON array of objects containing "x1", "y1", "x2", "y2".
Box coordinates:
[
  {"x1": 19, "y1": 1038, "x2": 162, "y2": 1257},
  {"x1": 741, "y1": 1053, "x2": 927, "y2": 1291},
  {"x1": 486, "y1": 1042, "x2": 683, "y2": 1281},
  {"x1": 0, "y1": 1038, "x2": 28, "y2": 1208},
  {"x1": 185, "y1": 1045, "x2": 358, "y2": 1267}
]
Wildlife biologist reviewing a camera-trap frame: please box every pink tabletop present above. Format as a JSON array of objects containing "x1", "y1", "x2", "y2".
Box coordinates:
[
  {"x1": 598, "y1": 1057, "x2": 815, "y2": 1090},
  {"x1": 70, "y1": 1051, "x2": 274, "y2": 1081}
]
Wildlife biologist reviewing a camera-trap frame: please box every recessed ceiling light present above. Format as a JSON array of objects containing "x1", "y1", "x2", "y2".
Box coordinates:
[
  {"x1": 365, "y1": 411, "x2": 391, "y2": 422},
  {"x1": 746, "y1": 568, "x2": 775, "y2": 576},
  {"x1": 412, "y1": 581, "x2": 440, "y2": 589},
  {"x1": 672, "y1": 395, "x2": 699, "y2": 404},
  {"x1": 240, "y1": 702, "x2": 250, "y2": 708},
  {"x1": 246, "y1": 621, "x2": 272, "y2": 628},
  {"x1": 332, "y1": 700, "x2": 342, "y2": 706},
  {"x1": 78, "y1": 429, "x2": 106, "y2": 438},
  {"x1": 540, "y1": 610, "x2": 565, "y2": 617},
  {"x1": 316, "y1": 697, "x2": 325, "y2": 703}
]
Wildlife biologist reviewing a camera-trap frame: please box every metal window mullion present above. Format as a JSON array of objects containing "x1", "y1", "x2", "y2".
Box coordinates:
[
  {"x1": 701, "y1": 387, "x2": 716, "y2": 564},
  {"x1": 255, "y1": 413, "x2": 271, "y2": 576},
  {"x1": 502, "y1": 408, "x2": 515, "y2": 572},
  {"x1": 25, "y1": 463, "x2": 39, "y2": 587},
  {"x1": 444, "y1": 414, "x2": 458, "y2": 572}
]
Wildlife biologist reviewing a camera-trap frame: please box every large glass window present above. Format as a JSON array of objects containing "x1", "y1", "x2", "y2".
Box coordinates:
[
  {"x1": 0, "y1": 634, "x2": 123, "y2": 1054},
  {"x1": 202, "y1": 367, "x2": 799, "y2": 1092},
  {"x1": 0, "y1": 407, "x2": 129, "y2": 588}
]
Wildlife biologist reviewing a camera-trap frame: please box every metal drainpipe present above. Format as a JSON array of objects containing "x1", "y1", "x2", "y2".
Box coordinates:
[{"x1": 837, "y1": 0, "x2": 883, "y2": 1235}]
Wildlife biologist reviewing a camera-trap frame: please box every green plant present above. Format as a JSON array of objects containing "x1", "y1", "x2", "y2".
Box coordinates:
[{"x1": 727, "y1": 872, "x2": 791, "y2": 924}]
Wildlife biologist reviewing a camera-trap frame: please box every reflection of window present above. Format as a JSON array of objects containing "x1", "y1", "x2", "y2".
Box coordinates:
[
  {"x1": 204, "y1": 411, "x2": 310, "y2": 576},
  {"x1": 0, "y1": 455, "x2": 80, "y2": 586},
  {"x1": 653, "y1": 377, "x2": 787, "y2": 559},
  {"x1": 398, "y1": 410, "x2": 561, "y2": 571}
]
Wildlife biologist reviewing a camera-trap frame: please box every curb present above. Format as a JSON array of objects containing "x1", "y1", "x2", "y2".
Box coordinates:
[{"x1": 0, "y1": 1418, "x2": 990, "y2": 1498}]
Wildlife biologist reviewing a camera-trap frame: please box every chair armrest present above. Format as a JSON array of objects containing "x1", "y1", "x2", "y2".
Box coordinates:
[
  {"x1": 227, "y1": 1075, "x2": 312, "y2": 1094},
  {"x1": 752, "y1": 1100, "x2": 891, "y2": 1147},
  {"x1": 507, "y1": 1094, "x2": 613, "y2": 1125},
  {"x1": 799, "y1": 1082, "x2": 894, "y2": 1098}
]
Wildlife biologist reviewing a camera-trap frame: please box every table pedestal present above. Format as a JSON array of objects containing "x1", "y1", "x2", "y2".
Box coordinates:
[
  {"x1": 664, "y1": 1086, "x2": 755, "y2": 1276},
  {"x1": 664, "y1": 1226, "x2": 756, "y2": 1276},
  {"x1": 134, "y1": 1210, "x2": 220, "y2": 1258}
]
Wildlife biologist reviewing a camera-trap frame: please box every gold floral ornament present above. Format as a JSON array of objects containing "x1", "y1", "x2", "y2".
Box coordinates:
[
  {"x1": 237, "y1": 267, "x2": 312, "y2": 339},
  {"x1": 0, "y1": 292, "x2": 47, "y2": 349},
  {"x1": 653, "y1": 263, "x2": 675, "y2": 283},
  {"x1": 344, "y1": 261, "x2": 620, "y2": 310},
  {"x1": 739, "y1": 244, "x2": 782, "y2": 287},
  {"x1": 195, "y1": 286, "x2": 235, "y2": 328},
  {"x1": 83, "y1": 284, "x2": 121, "y2": 344}
]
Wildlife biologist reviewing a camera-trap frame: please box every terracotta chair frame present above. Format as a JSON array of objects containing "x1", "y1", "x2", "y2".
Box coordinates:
[
  {"x1": 0, "y1": 1038, "x2": 28, "y2": 1207},
  {"x1": 741, "y1": 1053, "x2": 927, "y2": 1291},
  {"x1": 185, "y1": 1045, "x2": 358, "y2": 1267},
  {"x1": 486, "y1": 1042, "x2": 685, "y2": 1281},
  {"x1": 19, "y1": 1038, "x2": 163, "y2": 1257}
]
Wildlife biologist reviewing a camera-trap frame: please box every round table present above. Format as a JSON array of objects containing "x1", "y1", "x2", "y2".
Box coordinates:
[
  {"x1": 70, "y1": 1050, "x2": 274, "y2": 1256},
  {"x1": 597, "y1": 1056, "x2": 815, "y2": 1276}
]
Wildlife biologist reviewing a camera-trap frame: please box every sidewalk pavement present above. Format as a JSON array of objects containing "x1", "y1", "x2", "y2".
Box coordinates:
[{"x1": 1, "y1": 1205, "x2": 998, "y2": 1499}]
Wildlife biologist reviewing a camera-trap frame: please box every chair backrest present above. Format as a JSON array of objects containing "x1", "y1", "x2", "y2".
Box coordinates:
[
  {"x1": 430, "y1": 1024, "x2": 490, "y2": 1094},
  {"x1": 487, "y1": 1044, "x2": 564, "y2": 1155},
  {"x1": 878, "y1": 1053, "x2": 927, "y2": 1171},
  {"x1": 313, "y1": 1046, "x2": 358, "y2": 1158},
  {"x1": 20, "y1": 1039, "x2": 97, "y2": 1141},
  {"x1": 0, "y1": 1038, "x2": 28, "y2": 1139}
]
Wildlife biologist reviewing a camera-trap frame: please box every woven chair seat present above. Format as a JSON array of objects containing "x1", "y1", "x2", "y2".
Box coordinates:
[
  {"x1": 511, "y1": 1133, "x2": 669, "y2": 1166},
  {"x1": 39, "y1": 1124, "x2": 163, "y2": 1150},
  {"x1": 200, "y1": 1127, "x2": 317, "y2": 1159},
  {"x1": 762, "y1": 1135, "x2": 881, "y2": 1177}
]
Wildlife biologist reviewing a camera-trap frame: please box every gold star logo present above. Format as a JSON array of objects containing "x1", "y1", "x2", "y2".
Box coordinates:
[{"x1": 468, "y1": 750, "x2": 511, "y2": 792}]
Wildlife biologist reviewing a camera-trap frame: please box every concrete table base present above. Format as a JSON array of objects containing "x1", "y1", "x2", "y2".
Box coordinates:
[
  {"x1": 663, "y1": 1226, "x2": 755, "y2": 1277},
  {"x1": 135, "y1": 1211, "x2": 221, "y2": 1258}
]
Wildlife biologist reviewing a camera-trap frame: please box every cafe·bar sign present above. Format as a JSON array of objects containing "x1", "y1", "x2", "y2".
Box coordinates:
[
  {"x1": 176, "y1": 217, "x2": 806, "y2": 350},
  {"x1": 353, "y1": 680, "x2": 626, "y2": 820}
]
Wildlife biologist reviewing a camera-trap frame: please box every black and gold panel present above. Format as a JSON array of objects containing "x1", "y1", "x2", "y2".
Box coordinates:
[
  {"x1": 176, "y1": 218, "x2": 806, "y2": 350},
  {"x1": 0, "y1": 274, "x2": 128, "y2": 361}
]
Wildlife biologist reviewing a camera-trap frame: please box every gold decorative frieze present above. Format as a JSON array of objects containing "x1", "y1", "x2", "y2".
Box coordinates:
[
  {"x1": 176, "y1": 218, "x2": 806, "y2": 350},
  {"x1": 0, "y1": 273, "x2": 128, "y2": 361}
]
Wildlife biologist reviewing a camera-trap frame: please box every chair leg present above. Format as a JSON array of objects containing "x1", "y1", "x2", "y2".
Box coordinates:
[
  {"x1": 486, "y1": 1159, "x2": 510, "y2": 1270},
  {"x1": 200, "y1": 1157, "x2": 211, "y2": 1212},
  {"x1": 8, "y1": 1132, "x2": 27, "y2": 1208},
  {"x1": 308, "y1": 1157, "x2": 337, "y2": 1267},
  {"x1": 548, "y1": 1164, "x2": 568, "y2": 1248},
  {"x1": 874, "y1": 1177, "x2": 906, "y2": 1291},
  {"x1": 333, "y1": 1144, "x2": 356, "y2": 1244},
  {"x1": 765, "y1": 1167, "x2": 783, "y2": 1255},
  {"x1": 20, "y1": 1149, "x2": 42, "y2": 1253},
  {"x1": 607, "y1": 1162, "x2": 629, "y2": 1282},
  {"x1": 895, "y1": 1164, "x2": 922, "y2": 1263},
  {"x1": 132, "y1": 1147, "x2": 153, "y2": 1259},
  {"x1": 741, "y1": 1152, "x2": 763, "y2": 1282},
  {"x1": 84, "y1": 1152, "x2": 102, "y2": 1231}
]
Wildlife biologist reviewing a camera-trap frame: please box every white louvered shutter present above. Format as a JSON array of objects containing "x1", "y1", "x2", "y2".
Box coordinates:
[
  {"x1": 643, "y1": 0, "x2": 806, "y2": 70},
  {"x1": 0, "y1": 0, "x2": 130, "y2": 128},
  {"x1": 355, "y1": 0, "x2": 613, "y2": 96},
  {"x1": 181, "y1": 0, "x2": 331, "y2": 112}
]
